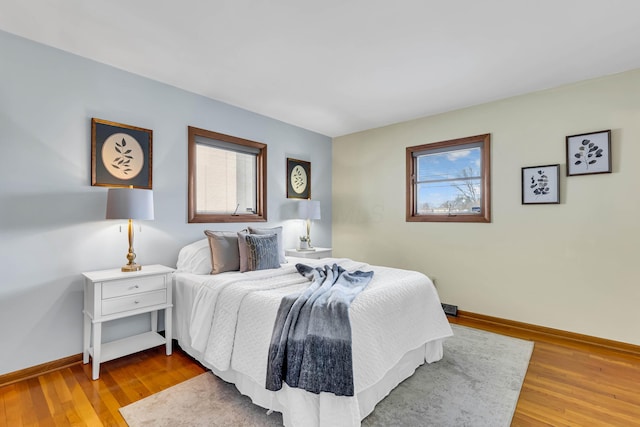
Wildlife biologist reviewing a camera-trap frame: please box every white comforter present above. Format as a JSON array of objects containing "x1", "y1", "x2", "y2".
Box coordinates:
[{"x1": 173, "y1": 257, "x2": 453, "y2": 426}]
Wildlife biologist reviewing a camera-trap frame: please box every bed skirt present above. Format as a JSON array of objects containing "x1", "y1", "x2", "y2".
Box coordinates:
[{"x1": 186, "y1": 339, "x2": 444, "y2": 427}]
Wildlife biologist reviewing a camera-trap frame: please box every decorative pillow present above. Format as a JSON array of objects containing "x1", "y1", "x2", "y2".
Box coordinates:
[
  {"x1": 237, "y1": 230, "x2": 250, "y2": 273},
  {"x1": 248, "y1": 226, "x2": 286, "y2": 263},
  {"x1": 175, "y1": 238, "x2": 212, "y2": 274},
  {"x1": 204, "y1": 230, "x2": 240, "y2": 274},
  {"x1": 244, "y1": 234, "x2": 280, "y2": 272}
]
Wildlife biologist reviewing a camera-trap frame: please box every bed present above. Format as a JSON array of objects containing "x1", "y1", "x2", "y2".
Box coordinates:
[{"x1": 172, "y1": 236, "x2": 453, "y2": 427}]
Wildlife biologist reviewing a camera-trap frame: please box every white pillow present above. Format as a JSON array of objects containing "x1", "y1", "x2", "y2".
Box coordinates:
[{"x1": 176, "y1": 238, "x2": 212, "y2": 274}]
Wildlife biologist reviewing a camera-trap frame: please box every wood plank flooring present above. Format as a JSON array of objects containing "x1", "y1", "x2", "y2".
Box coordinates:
[
  {"x1": 0, "y1": 347, "x2": 206, "y2": 427},
  {"x1": 448, "y1": 316, "x2": 640, "y2": 426},
  {"x1": 2, "y1": 317, "x2": 640, "y2": 426}
]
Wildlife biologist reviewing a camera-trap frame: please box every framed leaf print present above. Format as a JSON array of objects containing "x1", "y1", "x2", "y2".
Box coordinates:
[
  {"x1": 522, "y1": 164, "x2": 560, "y2": 205},
  {"x1": 566, "y1": 130, "x2": 611, "y2": 176},
  {"x1": 286, "y1": 158, "x2": 311, "y2": 199},
  {"x1": 91, "y1": 118, "x2": 153, "y2": 189}
]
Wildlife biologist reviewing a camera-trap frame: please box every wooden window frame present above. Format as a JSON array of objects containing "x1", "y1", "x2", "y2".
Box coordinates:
[
  {"x1": 406, "y1": 133, "x2": 491, "y2": 223},
  {"x1": 188, "y1": 126, "x2": 267, "y2": 223}
]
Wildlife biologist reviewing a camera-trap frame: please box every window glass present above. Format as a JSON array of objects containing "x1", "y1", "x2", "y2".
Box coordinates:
[
  {"x1": 406, "y1": 134, "x2": 490, "y2": 222},
  {"x1": 195, "y1": 144, "x2": 257, "y2": 214},
  {"x1": 188, "y1": 127, "x2": 266, "y2": 223}
]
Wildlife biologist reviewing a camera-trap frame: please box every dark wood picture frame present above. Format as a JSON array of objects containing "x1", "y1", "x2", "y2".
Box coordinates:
[
  {"x1": 91, "y1": 118, "x2": 153, "y2": 189},
  {"x1": 521, "y1": 164, "x2": 560, "y2": 205},
  {"x1": 565, "y1": 129, "x2": 611, "y2": 176},
  {"x1": 286, "y1": 158, "x2": 311, "y2": 199}
]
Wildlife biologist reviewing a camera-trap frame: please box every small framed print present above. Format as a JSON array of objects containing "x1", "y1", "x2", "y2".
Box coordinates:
[
  {"x1": 566, "y1": 129, "x2": 611, "y2": 176},
  {"x1": 522, "y1": 164, "x2": 560, "y2": 205},
  {"x1": 286, "y1": 158, "x2": 311, "y2": 199},
  {"x1": 91, "y1": 118, "x2": 153, "y2": 189}
]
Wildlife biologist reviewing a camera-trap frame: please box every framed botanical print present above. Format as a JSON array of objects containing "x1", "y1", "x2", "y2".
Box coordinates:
[
  {"x1": 521, "y1": 164, "x2": 560, "y2": 205},
  {"x1": 565, "y1": 129, "x2": 611, "y2": 176},
  {"x1": 91, "y1": 118, "x2": 153, "y2": 189},
  {"x1": 286, "y1": 158, "x2": 311, "y2": 199}
]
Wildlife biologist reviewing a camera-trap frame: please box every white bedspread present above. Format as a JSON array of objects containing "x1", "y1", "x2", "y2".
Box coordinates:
[{"x1": 173, "y1": 257, "x2": 453, "y2": 426}]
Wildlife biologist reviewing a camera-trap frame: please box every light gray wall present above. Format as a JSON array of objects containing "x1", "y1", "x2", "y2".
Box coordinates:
[{"x1": 0, "y1": 30, "x2": 332, "y2": 376}]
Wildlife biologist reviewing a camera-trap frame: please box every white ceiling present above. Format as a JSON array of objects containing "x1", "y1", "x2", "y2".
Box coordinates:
[{"x1": 2, "y1": 0, "x2": 640, "y2": 137}]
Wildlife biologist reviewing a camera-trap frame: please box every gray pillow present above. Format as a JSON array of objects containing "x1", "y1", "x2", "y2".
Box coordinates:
[
  {"x1": 248, "y1": 226, "x2": 286, "y2": 263},
  {"x1": 237, "y1": 230, "x2": 250, "y2": 273},
  {"x1": 204, "y1": 230, "x2": 240, "y2": 274},
  {"x1": 244, "y1": 234, "x2": 280, "y2": 272}
]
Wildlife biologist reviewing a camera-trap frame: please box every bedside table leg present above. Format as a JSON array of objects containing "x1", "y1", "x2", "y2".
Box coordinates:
[
  {"x1": 151, "y1": 310, "x2": 158, "y2": 332},
  {"x1": 165, "y1": 307, "x2": 172, "y2": 355},
  {"x1": 92, "y1": 322, "x2": 102, "y2": 380},
  {"x1": 83, "y1": 313, "x2": 91, "y2": 364}
]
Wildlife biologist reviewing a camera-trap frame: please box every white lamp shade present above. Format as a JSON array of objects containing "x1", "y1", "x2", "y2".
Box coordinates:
[
  {"x1": 106, "y1": 188, "x2": 154, "y2": 220},
  {"x1": 298, "y1": 200, "x2": 321, "y2": 220}
]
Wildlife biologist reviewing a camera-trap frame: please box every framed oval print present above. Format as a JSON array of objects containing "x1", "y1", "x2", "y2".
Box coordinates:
[{"x1": 286, "y1": 158, "x2": 311, "y2": 199}]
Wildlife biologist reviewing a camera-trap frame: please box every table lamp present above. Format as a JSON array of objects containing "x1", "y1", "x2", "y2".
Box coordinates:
[
  {"x1": 298, "y1": 199, "x2": 321, "y2": 250},
  {"x1": 106, "y1": 187, "x2": 154, "y2": 272}
]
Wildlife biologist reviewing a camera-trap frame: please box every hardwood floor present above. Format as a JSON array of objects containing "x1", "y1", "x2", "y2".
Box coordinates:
[
  {"x1": 0, "y1": 346, "x2": 206, "y2": 426},
  {"x1": 448, "y1": 315, "x2": 640, "y2": 426},
  {"x1": 2, "y1": 318, "x2": 640, "y2": 426}
]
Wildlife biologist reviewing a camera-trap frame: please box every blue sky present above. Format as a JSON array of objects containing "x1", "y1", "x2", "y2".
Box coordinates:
[{"x1": 417, "y1": 147, "x2": 481, "y2": 208}]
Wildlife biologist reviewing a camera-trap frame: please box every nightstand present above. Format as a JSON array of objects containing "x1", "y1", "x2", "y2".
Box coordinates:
[
  {"x1": 82, "y1": 264, "x2": 174, "y2": 380},
  {"x1": 285, "y1": 247, "x2": 333, "y2": 259}
]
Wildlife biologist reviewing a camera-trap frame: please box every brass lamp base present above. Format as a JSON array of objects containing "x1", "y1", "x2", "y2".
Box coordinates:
[
  {"x1": 121, "y1": 219, "x2": 142, "y2": 272},
  {"x1": 122, "y1": 263, "x2": 142, "y2": 272}
]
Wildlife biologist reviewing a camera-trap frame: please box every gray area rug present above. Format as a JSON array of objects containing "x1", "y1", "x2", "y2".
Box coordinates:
[{"x1": 120, "y1": 325, "x2": 533, "y2": 426}]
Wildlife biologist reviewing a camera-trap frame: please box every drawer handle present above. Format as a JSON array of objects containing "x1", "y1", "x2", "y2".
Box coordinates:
[
  {"x1": 130, "y1": 285, "x2": 140, "y2": 290},
  {"x1": 134, "y1": 300, "x2": 140, "y2": 304}
]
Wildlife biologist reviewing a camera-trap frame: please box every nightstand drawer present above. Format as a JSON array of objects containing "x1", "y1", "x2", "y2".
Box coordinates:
[
  {"x1": 102, "y1": 275, "x2": 166, "y2": 299},
  {"x1": 102, "y1": 290, "x2": 167, "y2": 316},
  {"x1": 285, "y1": 247, "x2": 332, "y2": 259}
]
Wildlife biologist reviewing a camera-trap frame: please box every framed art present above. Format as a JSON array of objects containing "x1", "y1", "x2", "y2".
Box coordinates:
[
  {"x1": 565, "y1": 129, "x2": 611, "y2": 176},
  {"x1": 286, "y1": 158, "x2": 311, "y2": 199},
  {"x1": 522, "y1": 164, "x2": 560, "y2": 205},
  {"x1": 91, "y1": 118, "x2": 153, "y2": 189}
]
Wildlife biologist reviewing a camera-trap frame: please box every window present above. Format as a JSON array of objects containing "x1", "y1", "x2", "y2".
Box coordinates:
[
  {"x1": 406, "y1": 134, "x2": 491, "y2": 223},
  {"x1": 188, "y1": 126, "x2": 267, "y2": 223}
]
